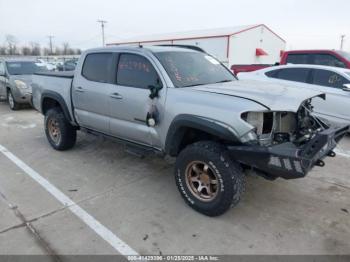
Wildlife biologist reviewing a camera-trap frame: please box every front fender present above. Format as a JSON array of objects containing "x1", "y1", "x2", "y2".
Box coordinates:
[{"x1": 165, "y1": 114, "x2": 241, "y2": 156}]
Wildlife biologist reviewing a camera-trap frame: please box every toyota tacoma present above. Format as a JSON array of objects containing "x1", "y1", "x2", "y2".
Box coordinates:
[{"x1": 31, "y1": 45, "x2": 348, "y2": 216}]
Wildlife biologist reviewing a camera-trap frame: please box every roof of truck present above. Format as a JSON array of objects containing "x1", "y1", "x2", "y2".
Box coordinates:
[{"x1": 84, "y1": 45, "x2": 200, "y2": 54}]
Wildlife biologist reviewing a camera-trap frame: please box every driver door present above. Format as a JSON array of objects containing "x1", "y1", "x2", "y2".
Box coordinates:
[{"x1": 109, "y1": 53, "x2": 162, "y2": 146}]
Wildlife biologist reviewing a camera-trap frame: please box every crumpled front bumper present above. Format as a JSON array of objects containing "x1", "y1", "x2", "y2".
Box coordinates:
[{"x1": 227, "y1": 125, "x2": 349, "y2": 180}]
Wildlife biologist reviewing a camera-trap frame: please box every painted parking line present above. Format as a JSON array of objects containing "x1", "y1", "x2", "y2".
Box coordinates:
[
  {"x1": 334, "y1": 149, "x2": 350, "y2": 159},
  {"x1": 0, "y1": 144, "x2": 138, "y2": 256}
]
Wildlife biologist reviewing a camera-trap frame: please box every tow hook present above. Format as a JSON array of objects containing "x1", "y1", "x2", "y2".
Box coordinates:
[
  {"x1": 315, "y1": 159, "x2": 325, "y2": 167},
  {"x1": 327, "y1": 151, "x2": 336, "y2": 157}
]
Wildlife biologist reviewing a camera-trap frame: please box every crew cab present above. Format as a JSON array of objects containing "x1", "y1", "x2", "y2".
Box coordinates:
[
  {"x1": 31, "y1": 46, "x2": 348, "y2": 216},
  {"x1": 231, "y1": 49, "x2": 350, "y2": 75}
]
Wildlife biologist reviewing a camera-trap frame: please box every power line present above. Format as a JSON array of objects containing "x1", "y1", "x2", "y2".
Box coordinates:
[
  {"x1": 47, "y1": 35, "x2": 54, "y2": 55},
  {"x1": 97, "y1": 20, "x2": 107, "y2": 46},
  {"x1": 340, "y1": 35, "x2": 346, "y2": 50}
]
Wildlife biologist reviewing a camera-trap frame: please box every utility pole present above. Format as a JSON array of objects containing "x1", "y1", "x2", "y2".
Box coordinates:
[
  {"x1": 47, "y1": 35, "x2": 54, "y2": 55},
  {"x1": 340, "y1": 35, "x2": 345, "y2": 50},
  {"x1": 97, "y1": 20, "x2": 107, "y2": 46}
]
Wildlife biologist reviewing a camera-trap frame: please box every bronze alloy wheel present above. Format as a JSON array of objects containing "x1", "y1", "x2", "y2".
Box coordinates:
[
  {"x1": 48, "y1": 118, "x2": 61, "y2": 145},
  {"x1": 185, "y1": 161, "x2": 219, "y2": 202}
]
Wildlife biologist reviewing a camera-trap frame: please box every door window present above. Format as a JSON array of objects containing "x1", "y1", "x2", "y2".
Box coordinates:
[
  {"x1": 82, "y1": 53, "x2": 114, "y2": 83},
  {"x1": 275, "y1": 68, "x2": 311, "y2": 83},
  {"x1": 0, "y1": 62, "x2": 5, "y2": 75},
  {"x1": 312, "y1": 69, "x2": 349, "y2": 88},
  {"x1": 310, "y1": 54, "x2": 346, "y2": 68},
  {"x1": 265, "y1": 69, "x2": 280, "y2": 78},
  {"x1": 117, "y1": 54, "x2": 160, "y2": 89}
]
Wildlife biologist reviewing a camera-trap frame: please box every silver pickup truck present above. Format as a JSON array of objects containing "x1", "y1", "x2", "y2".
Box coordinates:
[{"x1": 31, "y1": 45, "x2": 348, "y2": 216}]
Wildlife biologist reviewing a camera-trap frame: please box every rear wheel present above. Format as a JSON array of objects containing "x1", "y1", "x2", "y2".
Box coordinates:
[
  {"x1": 175, "y1": 141, "x2": 245, "y2": 216},
  {"x1": 45, "y1": 107, "x2": 77, "y2": 150},
  {"x1": 7, "y1": 90, "x2": 20, "y2": 110}
]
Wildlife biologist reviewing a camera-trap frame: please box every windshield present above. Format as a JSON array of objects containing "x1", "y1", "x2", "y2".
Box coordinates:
[
  {"x1": 336, "y1": 51, "x2": 350, "y2": 61},
  {"x1": 6, "y1": 61, "x2": 47, "y2": 75},
  {"x1": 154, "y1": 51, "x2": 235, "y2": 87}
]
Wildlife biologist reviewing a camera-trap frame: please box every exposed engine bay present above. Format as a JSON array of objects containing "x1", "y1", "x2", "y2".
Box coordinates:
[{"x1": 242, "y1": 99, "x2": 328, "y2": 146}]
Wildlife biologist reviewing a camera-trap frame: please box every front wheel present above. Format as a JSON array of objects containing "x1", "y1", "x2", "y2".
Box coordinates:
[
  {"x1": 7, "y1": 90, "x2": 20, "y2": 110},
  {"x1": 175, "y1": 141, "x2": 245, "y2": 217},
  {"x1": 45, "y1": 107, "x2": 77, "y2": 151}
]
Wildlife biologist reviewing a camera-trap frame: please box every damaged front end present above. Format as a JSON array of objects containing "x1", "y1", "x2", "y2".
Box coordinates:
[{"x1": 228, "y1": 97, "x2": 349, "y2": 180}]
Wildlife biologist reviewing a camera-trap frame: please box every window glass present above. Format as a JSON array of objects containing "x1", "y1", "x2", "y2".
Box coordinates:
[
  {"x1": 117, "y1": 54, "x2": 160, "y2": 89},
  {"x1": 6, "y1": 61, "x2": 46, "y2": 75},
  {"x1": 154, "y1": 51, "x2": 235, "y2": 88},
  {"x1": 0, "y1": 62, "x2": 5, "y2": 75},
  {"x1": 312, "y1": 69, "x2": 349, "y2": 88},
  {"x1": 310, "y1": 54, "x2": 346, "y2": 68},
  {"x1": 286, "y1": 54, "x2": 309, "y2": 64},
  {"x1": 276, "y1": 68, "x2": 310, "y2": 83},
  {"x1": 265, "y1": 69, "x2": 280, "y2": 78},
  {"x1": 82, "y1": 53, "x2": 114, "y2": 83}
]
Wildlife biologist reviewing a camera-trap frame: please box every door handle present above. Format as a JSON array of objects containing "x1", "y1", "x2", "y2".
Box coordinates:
[
  {"x1": 75, "y1": 86, "x2": 85, "y2": 93},
  {"x1": 110, "y1": 93, "x2": 123, "y2": 99}
]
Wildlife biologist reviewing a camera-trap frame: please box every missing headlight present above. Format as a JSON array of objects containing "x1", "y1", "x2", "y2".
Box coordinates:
[{"x1": 242, "y1": 111, "x2": 297, "y2": 145}]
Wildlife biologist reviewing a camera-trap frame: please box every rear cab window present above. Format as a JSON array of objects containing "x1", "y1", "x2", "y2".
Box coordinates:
[
  {"x1": 82, "y1": 53, "x2": 114, "y2": 83},
  {"x1": 286, "y1": 54, "x2": 309, "y2": 64},
  {"x1": 310, "y1": 54, "x2": 346, "y2": 68},
  {"x1": 116, "y1": 53, "x2": 161, "y2": 89}
]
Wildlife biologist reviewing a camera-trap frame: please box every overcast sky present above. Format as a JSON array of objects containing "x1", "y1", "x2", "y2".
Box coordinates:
[{"x1": 0, "y1": 0, "x2": 349, "y2": 51}]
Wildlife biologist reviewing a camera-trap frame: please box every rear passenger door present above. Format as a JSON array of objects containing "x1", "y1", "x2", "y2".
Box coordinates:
[
  {"x1": 72, "y1": 52, "x2": 116, "y2": 134},
  {"x1": 310, "y1": 69, "x2": 350, "y2": 123},
  {"x1": 109, "y1": 53, "x2": 162, "y2": 146}
]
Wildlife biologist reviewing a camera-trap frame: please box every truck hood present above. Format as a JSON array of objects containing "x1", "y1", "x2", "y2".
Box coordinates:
[{"x1": 189, "y1": 80, "x2": 325, "y2": 112}]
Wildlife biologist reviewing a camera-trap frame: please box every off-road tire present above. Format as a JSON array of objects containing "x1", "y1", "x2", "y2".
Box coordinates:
[
  {"x1": 7, "y1": 90, "x2": 20, "y2": 111},
  {"x1": 175, "y1": 141, "x2": 245, "y2": 216},
  {"x1": 45, "y1": 107, "x2": 77, "y2": 151}
]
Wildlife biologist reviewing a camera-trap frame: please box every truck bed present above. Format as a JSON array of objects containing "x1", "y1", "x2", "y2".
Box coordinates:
[{"x1": 31, "y1": 71, "x2": 75, "y2": 121}]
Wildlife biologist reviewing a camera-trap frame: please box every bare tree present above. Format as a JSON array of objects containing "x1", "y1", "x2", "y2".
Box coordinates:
[
  {"x1": 43, "y1": 47, "x2": 50, "y2": 56},
  {"x1": 0, "y1": 46, "x2": 6, "y2": 55},
  {"x1": 62, "y1": 42, "x2": 70, "y2": 55},
  {"x1": 30, "y1": 42, "x2": 41, "y2": 56},
  {"x1": 21, "y1": 46, "x2": 32, "y2": 56},
  {"x1": 5, "y1": 35, "x2": 18, "y2": 55},
  {"x1": 55, "y1": 47, "x2": 62, "y2": 56}
]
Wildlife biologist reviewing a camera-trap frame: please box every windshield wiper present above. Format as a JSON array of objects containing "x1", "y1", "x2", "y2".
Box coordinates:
[
  {"x1": 215, "y1": 79, "x2": 234, "y2": 83},
  {"x1": 182, "y1": 83, "x2": 208, "y2": 88}
]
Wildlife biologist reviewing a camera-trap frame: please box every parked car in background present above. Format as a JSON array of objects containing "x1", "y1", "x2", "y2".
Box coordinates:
[
  {"x1": 231, "y1": 49, "x2": 350, "y2": 75},
  {"x1": 56, "y1": 59, "x2": 78, "y2": 71},
  {"x1": 0, "y1": 58, "x2": 47, "y2": 110},
  {"x1": 31, "y1": 45, "x2": 348, "y2": 216},
  {"x1": 238, "y1": 64, "x2": 350, "y2": 126},
  {"x1": 36, "y1": 59, "x2": 57, "y2": 71}
]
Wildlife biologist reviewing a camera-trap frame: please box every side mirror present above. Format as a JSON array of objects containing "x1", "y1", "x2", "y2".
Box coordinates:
[
  {"x1": 342, "y1": 83, "x2": 350, "y2": 92},
  {"x1": 148, "y1": 79, "x2": 163, "y2": 99}
]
